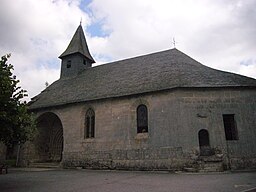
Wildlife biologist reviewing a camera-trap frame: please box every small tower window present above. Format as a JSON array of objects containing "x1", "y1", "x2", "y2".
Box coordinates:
[
  {"x1": 67, "y1": 60, "x2": 71, "y2": 68},
  {"x1": 83, "y1": 59, "x2": 86, "y2": 65}
]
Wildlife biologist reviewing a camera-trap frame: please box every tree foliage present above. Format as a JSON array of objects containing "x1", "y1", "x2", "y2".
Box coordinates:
[{"x1": 0, "y1": 54, "x2": 36, "y2": 147}]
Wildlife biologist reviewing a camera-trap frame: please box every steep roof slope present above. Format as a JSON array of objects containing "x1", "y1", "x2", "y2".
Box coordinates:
[
  {"x1": 59, "y1": 25, "x2": 95, "y2": 63},
  {"x1": 29, "y1": 48, "x2": 256, "y2": 109}
]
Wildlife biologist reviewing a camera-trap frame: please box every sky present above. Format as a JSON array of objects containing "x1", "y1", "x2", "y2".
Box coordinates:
[{"x1": 0, "y1": 0, "x2": 256, "y2": 100}]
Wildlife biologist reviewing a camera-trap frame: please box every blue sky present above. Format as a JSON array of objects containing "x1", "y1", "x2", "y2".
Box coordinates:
[
  {"x1": 87, "y1": 20, "x2": 109, "y2": 37},
  {"x1": 80, "y1": 0, "x2": 108, "y2": 37},
  {"x1": 0, "y1": 0, "x2": 256, "y2": 100}
]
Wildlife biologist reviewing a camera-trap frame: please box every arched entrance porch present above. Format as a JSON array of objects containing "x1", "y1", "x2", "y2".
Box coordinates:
[{"x1": 35, "y1": 112, "x2": 63, "y2": 162}]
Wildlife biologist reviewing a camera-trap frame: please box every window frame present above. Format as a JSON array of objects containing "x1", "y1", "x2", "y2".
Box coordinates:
[
  {"x1": 198, "y1": 129, "x2": 210, "y2": 147},
  {"x1": 85, "y1": 108, "x2": 95, "y2": 139},
  {"x1": 67, "y1": 60, "x2": 71, "y2": 68},
  {"x1": 136, "y1": 104, "x2": 148, "y2": 133},
  {"x1": 222, "y1": 114, "x2": 238, "y2": 140}
]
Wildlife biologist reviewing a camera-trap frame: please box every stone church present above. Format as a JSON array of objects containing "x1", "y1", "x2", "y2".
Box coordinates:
[{"x1": 25, "y1": 24, "x2": 256, "y2": 171}]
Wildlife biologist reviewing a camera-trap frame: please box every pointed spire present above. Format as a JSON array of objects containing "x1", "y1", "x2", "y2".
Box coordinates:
[{"x1": 59, "y1": 25, "x2": 95, "y2": 63}]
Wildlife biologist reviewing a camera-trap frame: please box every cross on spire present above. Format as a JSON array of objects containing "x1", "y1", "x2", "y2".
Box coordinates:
[
  {"x1": 172, "y1": 37, "x2": 177, "y2": 48},
  {"x1": 80, "y1": 17, "x2": 82, "y2": 26}
]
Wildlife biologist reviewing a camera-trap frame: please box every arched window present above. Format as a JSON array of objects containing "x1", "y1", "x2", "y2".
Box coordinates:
[
  {"x1": 85, "y1": 108, "x2": 95, "y2": 138},
  {"x1": 198, "y1": 129, "x2": 214, "y2": 156},
  {"x1": 137, "y1": 104, "x2": 148, "y2": 133},
  {"x1": 198, "y1": 129, "x2": 210, "y2": 147}
]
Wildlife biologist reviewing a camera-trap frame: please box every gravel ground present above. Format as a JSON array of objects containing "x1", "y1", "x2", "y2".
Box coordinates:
[{"x1": 0, "y1": 168, "x2": 256, "y2": 192}]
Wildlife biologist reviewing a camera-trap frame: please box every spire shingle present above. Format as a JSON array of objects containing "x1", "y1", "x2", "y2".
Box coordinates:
[{"x1": 59, "y1": 25, "x2": 95, "y2": 63}]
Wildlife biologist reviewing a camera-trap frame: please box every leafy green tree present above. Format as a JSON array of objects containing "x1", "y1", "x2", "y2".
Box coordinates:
[{"x1": 0, "y1": 54, "x2": 36, "y2": 149}]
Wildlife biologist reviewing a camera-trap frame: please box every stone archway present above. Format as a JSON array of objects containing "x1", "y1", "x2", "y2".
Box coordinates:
[{"x1": 35, "y1": 112, "x2": 63, "y2": 162}]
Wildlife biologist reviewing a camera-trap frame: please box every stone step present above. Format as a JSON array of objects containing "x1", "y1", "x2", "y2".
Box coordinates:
[
  {"x1": 183, "y1": 167, "x2": 198, "y2": 172},
  {"x1": 200, "y1": 162, "x2": 224, "y2": 172},
  {"x1": 30, "y1": 162, "x2": 61, "y2": 168},
  {"x1": 198, "y1": 156, "x2": 223, "y2": 163},
  {"x1": 184, "y1": 160, "x2": 224, "y2": 173}
]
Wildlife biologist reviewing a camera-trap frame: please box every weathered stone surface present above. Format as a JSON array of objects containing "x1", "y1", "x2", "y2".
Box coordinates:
[{"x1": 25, "y1": 88, "x2": 256, "y2": 171}]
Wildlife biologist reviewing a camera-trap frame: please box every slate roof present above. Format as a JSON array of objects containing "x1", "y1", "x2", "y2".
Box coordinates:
[
  {"x1": 59, "y1": 25, "x2": 95, "y2": 63},
  {"x1": 29, "y1": 48, "x2": 256, "y2": 110}
]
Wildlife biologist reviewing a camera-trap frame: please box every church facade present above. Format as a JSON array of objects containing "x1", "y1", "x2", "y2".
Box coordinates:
[{"x1": 26, "y1": 25, "x2": 256, "y2": 171}]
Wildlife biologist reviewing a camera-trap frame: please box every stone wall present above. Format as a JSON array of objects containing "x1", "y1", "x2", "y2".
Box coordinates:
[
  {"x1": 62, "y1": 146, "x2": 189, "y2": 170},
  {"x1": 29, "y1": 87, "x2": 256, "y2": 170}
]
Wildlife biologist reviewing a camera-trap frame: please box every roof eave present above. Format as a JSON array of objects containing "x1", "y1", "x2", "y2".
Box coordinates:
[{"x1": 28, "y1": 85, "x2": 256, "y2": 111}]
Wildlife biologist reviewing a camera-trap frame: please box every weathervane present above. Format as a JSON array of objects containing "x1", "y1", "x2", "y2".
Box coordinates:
[
  {"x1": 80, "y1": 17, "x2": 82, "y2": 25},
  {"x1": 172, "y1": 37, "x2": 177, "y2": 48}
]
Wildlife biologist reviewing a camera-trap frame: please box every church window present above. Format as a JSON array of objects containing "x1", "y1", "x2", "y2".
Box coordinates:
[
  {"x1": 198, "y1": 129, "x2": 210, "y2": 147},
  {"x1": 85, "y1": 108, "x2": 95, "y2": 138},
  {"x1": 223, "y1": 114, "x2": 238, "y2": 140},
  {"x1": 67, "y1": 60, "x2": 71, "y2": 68},
  {"x1": 198, "y1": 129, "x2": 214, "y2": 156},
  {"x1": 83, "y1": 59, "x2": 86, "y2": 65},
  {"x1": 137, "y1": 104, "x2": 148, "y2": 133}
]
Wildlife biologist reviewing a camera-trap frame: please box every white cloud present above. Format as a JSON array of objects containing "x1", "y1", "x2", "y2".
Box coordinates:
[
  {"x1": 0, "y1": 0, "x2": 256, "y2": 100},
  {"x1": 0, "y1": 0, "x2": 90, "y2": 99},
  {"x1": 88, "y1": 0, "x2": 256, "y2": 78}
]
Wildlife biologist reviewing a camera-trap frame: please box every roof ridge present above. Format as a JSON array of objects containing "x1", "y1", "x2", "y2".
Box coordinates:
[
  {"x1": 79, "y1": 48, "x2": 202, "y2": 74},
  {"x1": 29, "y1": 48, "x2": 256, "y2": 109}
]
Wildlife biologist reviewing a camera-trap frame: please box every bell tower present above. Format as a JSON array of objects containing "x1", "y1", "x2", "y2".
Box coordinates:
[{"x1": 59, "y1": 24, "x2": 95, "y2": 78}]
